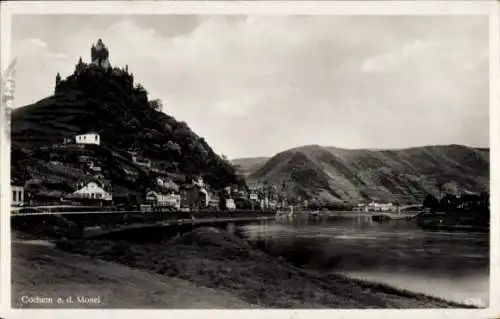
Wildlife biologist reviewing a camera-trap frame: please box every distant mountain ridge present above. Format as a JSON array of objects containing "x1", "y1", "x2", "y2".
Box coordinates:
[{"x1": 233, "y1": 144, "x2": 489, "y2": 204}]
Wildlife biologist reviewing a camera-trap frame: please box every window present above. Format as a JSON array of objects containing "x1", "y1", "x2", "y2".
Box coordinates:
[
  {"x1": 84, "y1": 136, "x2": 86, "y2": 140},
  {"x1": 91, "y1": 193, "x2": 95, "y2": 199},
  {"x1": 95, "y1": 135, "x2": 98, "y2": 141},
  {"x1": 18, "y1": 191, "x2": 23, "y2": 202},
  {"x1": 96, "y1": 193, "x2": 102, "y2": 199},
  {"x1": 12, "y1": 190, "x2": 17, "y2": 202}
]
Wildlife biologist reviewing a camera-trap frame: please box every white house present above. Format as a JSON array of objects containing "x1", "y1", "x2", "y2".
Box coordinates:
[
  {"x1": 75, "y1": 132, "x2": 100, "y2": 145},
  {"x1": 146, "y1": 191, "x2": 181, "y2": 209},
  {"x1": 11, "y1": 185, "x2": 24, "y2": 206},
  {"x1": 226, "y1": 198, "x2": 236, "y2": 210},
  {"x1": 73, "y1": 182, "x2": 112, "y2": 201}
]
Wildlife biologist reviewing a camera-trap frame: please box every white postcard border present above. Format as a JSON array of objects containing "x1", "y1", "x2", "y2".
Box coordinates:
[{"x1": 1, "y1": 1, "x2": 498, "y2": 319}]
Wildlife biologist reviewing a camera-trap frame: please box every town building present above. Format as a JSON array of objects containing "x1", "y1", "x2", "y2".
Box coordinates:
[
  {"x1": 260, "y1": 197, "x2": 270, "y2": 209},
  {"x1": 180, "y1": 183, "x2": 210, "y2": 210},
  {"x1": 249, "y1": 192, "x2": 258, "y2": 201},
  {"x1": 226, "y1": 198, "x2": 236, "y2": 210},
  {"x1": 268, "y1": 200, "x2": 278, "y2": 209},
  {"x1": 366, "y1": 201, "x2": 395, "y2": 212},
  {"x1": 11, "y1": 185, "x2": 24, "y2": 206},
  {"x1": 112, "y1": 185, "x2": 143, "y2": 207},
  {"x1": 73, "y1": 181, "x2": 112, "y2": 201},
  {"x1": 75, "y1": 132, "x2": 100, "y2": 145},
  {"x1": 146, "y1": 190, "x2": 181, "y2": 210},
  {"x1": 208, "y1": 197, "x2": 220, "y2": 209}
]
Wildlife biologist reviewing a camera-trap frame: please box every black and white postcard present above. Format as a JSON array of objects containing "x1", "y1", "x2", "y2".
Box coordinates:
[{"x1": 0, "y1": 1, "x2": 499, "y2": 319}]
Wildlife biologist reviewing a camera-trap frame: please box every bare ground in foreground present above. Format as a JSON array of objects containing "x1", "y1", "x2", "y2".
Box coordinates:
[
  {"x1": 11, "y1": 241, "x2": 255, "y2": 308},
  {"x1": 11, "y1": 228, "x2": 475, "y2": 309}
]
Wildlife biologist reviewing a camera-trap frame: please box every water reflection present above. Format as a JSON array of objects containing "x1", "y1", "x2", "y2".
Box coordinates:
[{"x1": 240, "y1": 212, "x2": 489, "y2": 306}]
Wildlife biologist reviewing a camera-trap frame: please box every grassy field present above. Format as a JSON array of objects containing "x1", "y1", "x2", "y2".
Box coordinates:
[{"x1": 11, "y1": 234, "x2": 254, "y2": 309}]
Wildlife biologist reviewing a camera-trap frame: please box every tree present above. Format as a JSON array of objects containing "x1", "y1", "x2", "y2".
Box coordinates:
[
  {"x1": 436, "y1": 181, "x2": 444, "y2": 198},
  {"x1": 442, "y1": 181, "x2": 459, "y2": 196},
  {"x1": 134, "y1": 83, "x2": 147, "y2": 95},
  {"x1": 149, "y1": 99, "x2": 163, "y2": 111},
  {"x1": 218, "y1": 190, "x2": 228, "y2": 211},
  {"x1": 165, "y1": 140, "x2": 181, "y2": 154},
  {"x1": 422, "y1": 194, "x2": 440, "y2": 211}
]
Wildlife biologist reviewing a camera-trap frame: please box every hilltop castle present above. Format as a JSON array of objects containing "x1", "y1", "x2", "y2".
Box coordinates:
[{"x1": 55, "y1": 39, "x2": 134, "y2": 91}]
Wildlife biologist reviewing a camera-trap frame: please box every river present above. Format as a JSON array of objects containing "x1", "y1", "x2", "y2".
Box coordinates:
[{"x1": 239, "y1": 212, "x2": 490, "y2": 307}]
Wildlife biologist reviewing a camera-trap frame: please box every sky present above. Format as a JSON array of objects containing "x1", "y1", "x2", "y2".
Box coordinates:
[{"x1": 10, "y1": 14, "x2": 489, "y2": 159}]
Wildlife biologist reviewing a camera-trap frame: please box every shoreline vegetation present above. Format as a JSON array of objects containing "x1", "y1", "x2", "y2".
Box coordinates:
[{"x1": 12, "y1": 228, "x2": 476, "y2": 309}]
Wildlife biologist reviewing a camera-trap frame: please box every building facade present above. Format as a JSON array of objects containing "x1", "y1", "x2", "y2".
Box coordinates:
[
  {"x1": 180, "y1": 184, "x2": 209, "y2": 210},
  {"x1": 226, "y1": 198, "x2": 236, "y2": 210},
  {"x1": 208, "y1": 197, "x2": 220, "y2": 208},
  {"x1": 366, "y1": 201, "x2": 395, "y2": 212},
  {"x1": 76, "y1": 132, "x2": 100, "y2": 145},
  {"x1": 73, "y1": 181, "x2": 112, "y2": 201},
  {"x1": 11, "y1": 185, "x2": 24, "y2": 206},
  {"x1": 146, "y1": 191, "x2": 181, "y2": 210}
]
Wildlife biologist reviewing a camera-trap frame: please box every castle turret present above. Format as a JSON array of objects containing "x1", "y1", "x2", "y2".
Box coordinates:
[
  {"x1": 55, "y1": 72, "x2": 61, "y2": 88},
  {"x1": 75, "y1": 56, "x2": 85, "y2": 75},
  {"x1": 90, "y1": 38, "x2": 111, "y2": 69}
]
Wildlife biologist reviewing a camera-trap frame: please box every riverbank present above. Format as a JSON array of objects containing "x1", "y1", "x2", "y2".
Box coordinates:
[
  {"x1": 14, "y1": 227, "x2": 473, "y2": 309},
  {"x1": 11, "y1": 237, "x2": 255, "y2": 308}
]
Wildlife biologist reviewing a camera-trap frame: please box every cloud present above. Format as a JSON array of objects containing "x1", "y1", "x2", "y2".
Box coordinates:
[
  {"x1": 14, "y1": 37, "x2": 69, "y2": 63},
  {"x1": 24, "y1": 37, "x2": 48, "y2": 49},
  {"x1": 11, "y1": 15, "x2": 489, "y2": 158},
  {"x1": 47, "y1": 52, "x2": 68, "y2": 61}
]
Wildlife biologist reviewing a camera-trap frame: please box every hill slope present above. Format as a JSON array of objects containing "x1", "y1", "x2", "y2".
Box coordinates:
[
  {"x1": 231, "y1": 157, "x2": 269, "y2": 176},
  {"x1": 248, "y1": 144, "x2": 489, "y2": 203},
  {"x1": 11, "y1": 44, "x2": 241, "y2": 194}
]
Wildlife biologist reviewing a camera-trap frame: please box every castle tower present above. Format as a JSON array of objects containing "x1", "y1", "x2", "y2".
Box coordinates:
[
  {"x1": 55, "y1": 72, "x2": 61, "y2": 87},
  {"x1": 90, "y1": 38, "x2": 111, "y2": 69},
  {"x1": 73, "y1": 56, "x2": 86, "y2": 76}
]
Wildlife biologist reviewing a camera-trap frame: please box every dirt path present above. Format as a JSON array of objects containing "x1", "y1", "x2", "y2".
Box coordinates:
[{"x1": 11, "y1": 242, "x2": 256, "y2": 309}]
